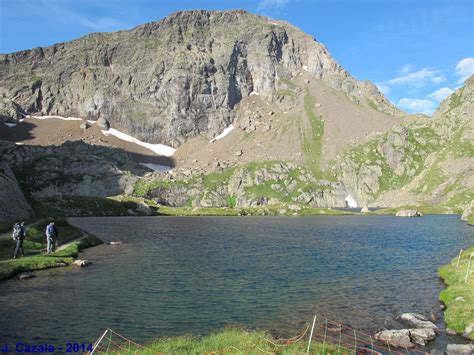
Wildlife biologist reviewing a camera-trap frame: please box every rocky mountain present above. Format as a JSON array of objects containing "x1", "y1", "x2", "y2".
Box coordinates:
[
  {"x1": 0, "y1": 10, "x2": 399, "y2": 148},
  {"x1": 336, "y1": 76, "x2": 473, "y2": 208},
  {"x1": 0, "y1": 10, "x2": 471, "y2": 218}
]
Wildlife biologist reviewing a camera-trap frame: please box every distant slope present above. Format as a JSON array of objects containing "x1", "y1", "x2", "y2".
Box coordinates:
[{"x1": 335, "y1": 76, "x2": 474, "y2": 209}]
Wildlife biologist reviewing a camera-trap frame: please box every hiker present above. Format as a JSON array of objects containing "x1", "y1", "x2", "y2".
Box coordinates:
[
  {"x1": 45, "y1": 222, "x2": 58, "y2": 254},
  {"x1": 13, "y1": 221, "x2": 26, "y2": 258}
]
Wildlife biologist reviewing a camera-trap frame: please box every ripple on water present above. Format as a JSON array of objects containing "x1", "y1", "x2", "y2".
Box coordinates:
[{"x1": 0, "y1": 215, "x2": 472, "y2": 350}]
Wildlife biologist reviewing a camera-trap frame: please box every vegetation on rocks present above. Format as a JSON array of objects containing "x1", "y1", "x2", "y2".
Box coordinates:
[{"x1": 438, "y1": 246, "x2": 474, "y2": 339}]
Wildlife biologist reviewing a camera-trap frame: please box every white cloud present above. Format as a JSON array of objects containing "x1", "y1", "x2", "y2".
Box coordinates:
[
  {"x1": 427, "y1": 87, "x2": 454, "y2": 102},
  {"x1": 387, "y1": 68, "x2": 446, "y2": 88},
  {"x1": 398, "y1": 98, "x2": 437, "y2": 115},
  {"x1": 257, "y1": 0, "x2": 290, "y2": 11},
  {"x1": 400, "y1": 64, "x2": 415, "y2": 75},
  {"x1": 376, "y1": 84, "x2": 391, "y2": 95},
  {"x1": 455, "y1": 58, "x2": 474, "y2": 84}
]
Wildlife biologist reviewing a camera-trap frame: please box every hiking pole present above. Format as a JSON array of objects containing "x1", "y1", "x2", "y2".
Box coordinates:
[{"x1": 307, "y1": 315, "x2": 317, "y2": 355}]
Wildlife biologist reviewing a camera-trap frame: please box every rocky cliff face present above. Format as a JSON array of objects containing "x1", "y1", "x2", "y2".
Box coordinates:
[
  {"x1": 335, "y1": 76, "x2": 474, "y2": 208},
  {"x1": 0, "y1": 162, "x2": 34, "y2": 223},
  {"x1": 0, "y1": 140, "x2": 145, "y2": 200},
  {"x1": 0, "y1": 10, "x2": 398, "y2": 147},
  {"x1": 136, "y1": 161, "x2": 348, "y2": 208}
]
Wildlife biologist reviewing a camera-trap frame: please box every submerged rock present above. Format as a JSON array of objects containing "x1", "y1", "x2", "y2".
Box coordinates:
[
  {"x1": 396, "y1": 210, "x2": 423, "y2": 217},
  {"x1": 396, "y1": 313, "x2": 438, "y2": 330},
  {"x1": 17, "y1": 272, "x2": 35, "y2": 280}
]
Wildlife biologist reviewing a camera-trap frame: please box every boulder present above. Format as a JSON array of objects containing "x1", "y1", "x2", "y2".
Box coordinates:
[
  {"x1": 361, "y1": 206, "x2": 370, "y2": 213},
  {"x1": 396, "y1": 210, "x2": 423, "y2": 217},
  {"x1": 96, "y1": 117, "x2": 110, "y2": 130},
  {"x1": 446, "y1": 344, "x2": 474, "y2": 355},
  {"x1": 73, "y1": 259, "x2": 92, "y2": 267},
  {"x1": 410, "y1": 328, "x2": 436, "y2": 346},
  {"x1": 79, "y1": 122, "x2": 89, "y2": 130},
  {"x1": 17, "y1": 272, "x2": 35, "y2": 280},
  {"x1": 462, "y1": 323, "x2": 474, "y2": 340},
  {"x1": 374, "y1": 329, "x2": 414, "y2": 348},
  {"x1": 374, "y1": 328, "x2": 436, "y2": 348},
  {"x1": 396, "y1": 313, "x2": 438, "y2": 330}
]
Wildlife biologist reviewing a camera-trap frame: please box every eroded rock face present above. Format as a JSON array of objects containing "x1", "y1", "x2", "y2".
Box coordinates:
[
  {"x1": 0, "y1": 140, "x2": 144, "y2": 199},
  {"x1": 0, "y1": 10, "x2": 396, "y2": 147},
  {"x1": 0, "y1": 162, "x2": 35, "y2": 223}
]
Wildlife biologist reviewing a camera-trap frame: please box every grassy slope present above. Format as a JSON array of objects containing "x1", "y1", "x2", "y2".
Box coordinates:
[
  {"x1": 0, "y1": 219, "x2": 102, "y2": 280},
  {"x1": 109, "y1": 328, "x2": 344, "y2": 355},
  {"x1": 438, "y1": 246, "x2": 474, "y2": 339}
]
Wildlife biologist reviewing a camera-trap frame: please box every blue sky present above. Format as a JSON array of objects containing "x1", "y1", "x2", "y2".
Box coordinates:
[{"x1": 0, "y1": 0, "x2": 473, "y2": 115}]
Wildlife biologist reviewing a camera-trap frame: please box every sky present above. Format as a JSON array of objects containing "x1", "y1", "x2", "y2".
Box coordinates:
[{"x1": 0, "y1": 0, "x2": 473, "y2": 115}]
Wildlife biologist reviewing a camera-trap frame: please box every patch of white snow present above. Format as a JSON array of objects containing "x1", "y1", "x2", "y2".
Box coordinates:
[{"x1": 210, "y1": 124, "x2": 234, "y2": 143}]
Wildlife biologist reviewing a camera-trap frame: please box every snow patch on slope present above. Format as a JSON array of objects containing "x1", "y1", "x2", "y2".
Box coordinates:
[
  {"x1": 210, "y1": 124, "x2": 234, "y2": 143},
  {"x1": 102, "y1": 128, "x2": 176, "y2": 157}
]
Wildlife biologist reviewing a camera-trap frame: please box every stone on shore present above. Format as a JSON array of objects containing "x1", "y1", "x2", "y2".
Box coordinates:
[
  {"x1": 446, "y1": 344, "x2": 474, "y2": 355},
  {"x1": 374, "y1": 329, "x2": 414, "y2": 348},
  {"x1": 374, "y1": 328, "x2": 436, "y2": 348},
  {"x1": 73, "y1": 259, "x2": 92, "y2": 267},
  {"x1": 409, "y1": 328, "x2": 436, "y2": 346},
  {"x1": 396, "y1": 313, "x2": 438, "y2": 330},
  {"x1": 360, "y1": 206, "x2": 370, "y2": 213},
  {"x1": 462, "y1": 323, "x2": 474, "y2": 340},
  {"x1": 396, "y1": 209, "x2": 423, "y2": 217}
]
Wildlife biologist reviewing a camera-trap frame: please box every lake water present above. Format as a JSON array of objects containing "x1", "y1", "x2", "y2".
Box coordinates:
[{"x1": 0, "y1": 215, "x2": 472, "y2": 350}]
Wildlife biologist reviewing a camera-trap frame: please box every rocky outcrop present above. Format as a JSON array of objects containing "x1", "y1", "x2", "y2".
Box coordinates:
[
  {"x1": 0, "y1": 161, "x2": 34, "y2": 223},
  {"x1": 0, "y1": 139, "x2": 145, "y2": 199},
  {"x1": 0, "y1": 10, "x2": 397, "y2": 147},
  {"x1": 335, "y1": 76, "x2": 473, "y2": 207},
  {"x1": 142, "y1": 161, "x2": 349, "y2": 208},
  {"x1": 396, "y1": 210, "x2": 423, "y2": 217}
]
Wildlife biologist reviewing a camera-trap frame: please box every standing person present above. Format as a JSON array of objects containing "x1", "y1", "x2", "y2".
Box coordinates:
[
  {"x1": 45, "y1": 222, "x2": 58, "y2": 254},
  {"x1": 13, "y1": 222, "x2": 26, "y2": 258}
]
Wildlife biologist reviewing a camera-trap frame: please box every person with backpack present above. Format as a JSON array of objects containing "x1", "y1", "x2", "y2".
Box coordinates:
[
  {"x1": 13, "y1": 221, "x2": 26, "y2": 259},
  {"x1": 45, "y1": 222, "x2": 58, "y2": 254}
]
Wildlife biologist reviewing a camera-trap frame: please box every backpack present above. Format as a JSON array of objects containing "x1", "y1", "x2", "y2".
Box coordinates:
[
  {"x1": 46, "y1": 224, "x2": 55, "y2": 237},
  {"x1": 12, "y1": 224, "x2": 21, "y2": 240}
]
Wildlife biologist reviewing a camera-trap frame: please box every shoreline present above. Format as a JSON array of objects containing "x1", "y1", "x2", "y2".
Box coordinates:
[{"x1": 0, "y1": 219, "x2": 103, "y2": 281}]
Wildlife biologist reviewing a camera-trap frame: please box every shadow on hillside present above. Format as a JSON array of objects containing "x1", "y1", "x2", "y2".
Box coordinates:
[
  {"x1": 0, "y1": 139, "x2": 176, "y2": 204},
  {"x1": 0, "y1": 121, "x2": 37, "y2": 141}
]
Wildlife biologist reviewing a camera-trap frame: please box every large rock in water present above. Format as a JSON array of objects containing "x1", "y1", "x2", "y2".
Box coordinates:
[
  {"x1": 396, "y1": 210, "x2": 423, "y2": 217},
  {"x1": 396, "y1": 313, "x2": 438, "y2": 330},
  {"x1": 374, "y1": 328, "x2": 436, "y2": 348},
  {"x1": 0, "y1": 162, "x2": 34, "y2": 223}
]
